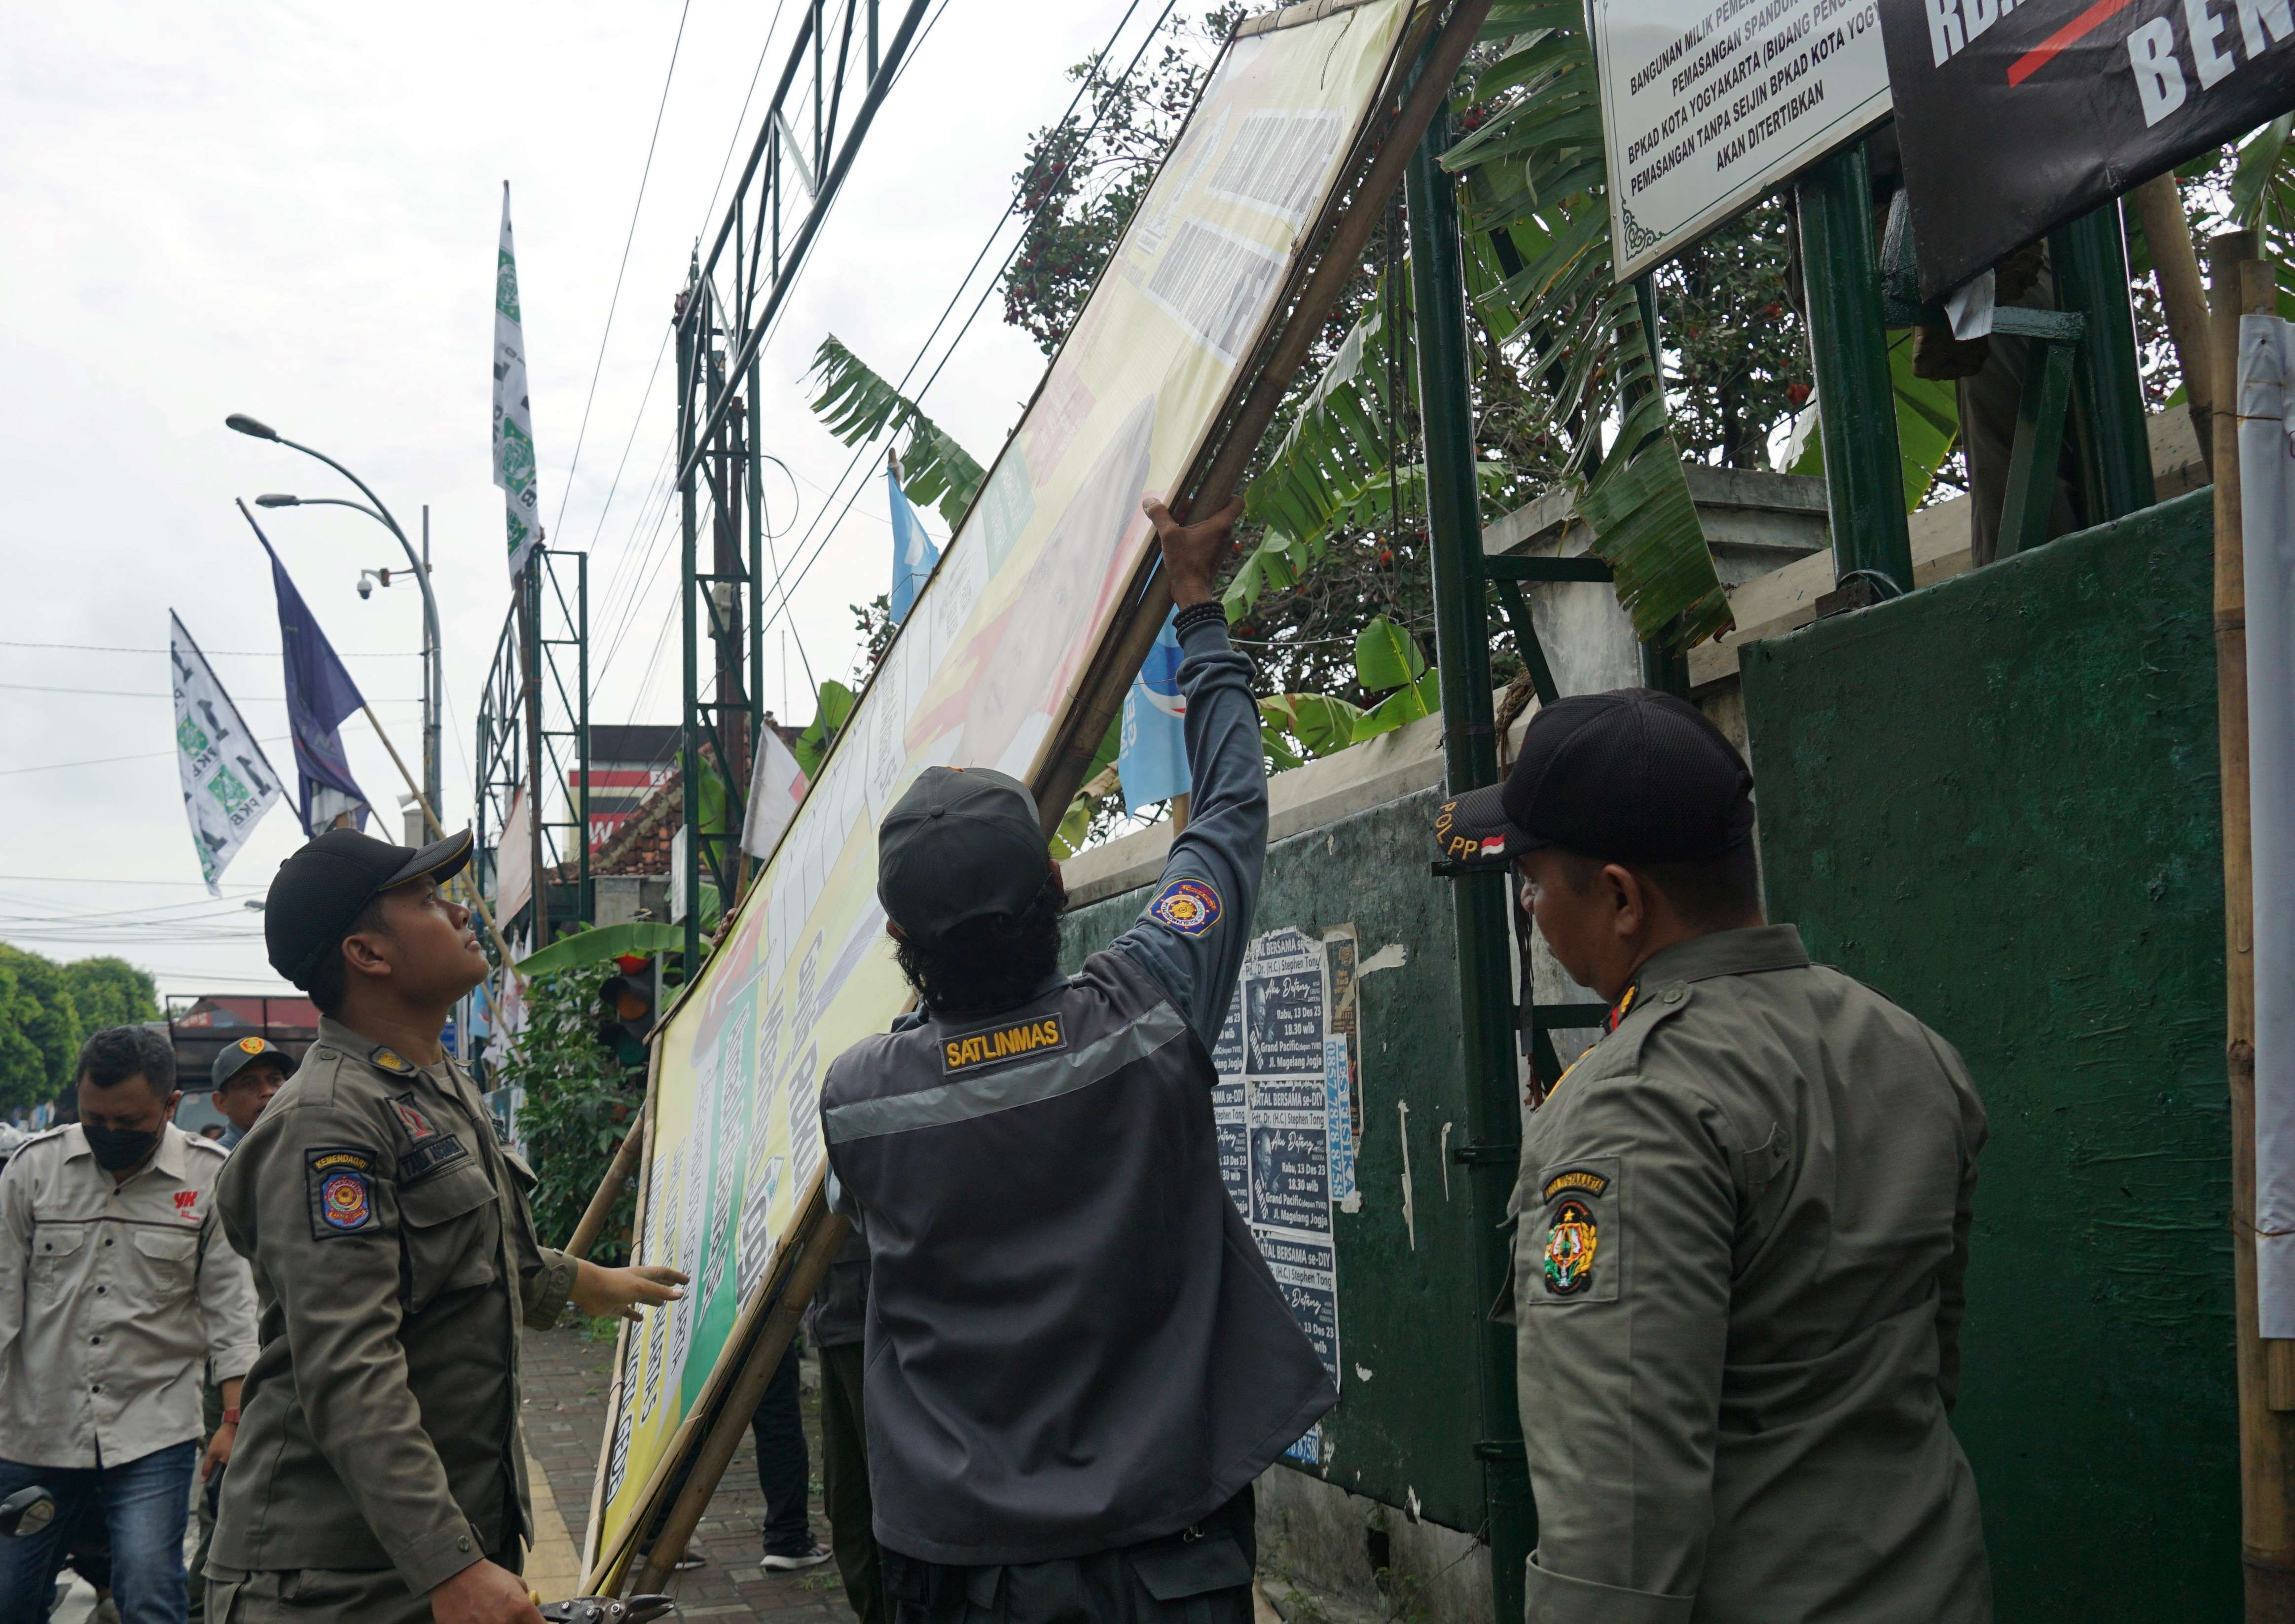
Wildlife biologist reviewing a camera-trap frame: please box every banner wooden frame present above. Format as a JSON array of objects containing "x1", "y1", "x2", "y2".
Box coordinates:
[{"x1": 579, "y1": 0, "x2": 1495, "y2": 1591}]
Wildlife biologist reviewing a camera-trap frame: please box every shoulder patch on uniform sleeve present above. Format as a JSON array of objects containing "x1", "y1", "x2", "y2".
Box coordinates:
[
  {"x1": 306, "y1": 1147, "x2": 381, "y2": 1239},
  {"x1": 1147, "y1": 877, "x2": 1222, "y2": 937},
  {"x1": 368, "y1": 1046, "x2": 417, "y2": 1076},
  {"x1": 1528, "y1": 1156, "x2": 1620, "y2": 1305}
]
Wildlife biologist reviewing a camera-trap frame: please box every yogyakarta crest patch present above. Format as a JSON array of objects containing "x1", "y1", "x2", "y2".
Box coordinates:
[{"x1": 1542, "y1": 1195, "x2": 1600, "y2": 1296}]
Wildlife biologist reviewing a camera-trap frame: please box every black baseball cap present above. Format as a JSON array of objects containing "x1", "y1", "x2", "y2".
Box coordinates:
[
  {"x1": 1432, "y1": 688, "x2": 1753, "y2": 869},
  {"x1": 877, "y1": 767, "x2": 1051, "y2": 946},
  {"x1": 212, "y1": 1035, "x2": 291, "y2": 1090},
  {"x1": 264, "y1": 827, "x2": 475, "y2": 986}
]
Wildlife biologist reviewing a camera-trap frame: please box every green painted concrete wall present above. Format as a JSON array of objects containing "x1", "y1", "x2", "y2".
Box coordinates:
[
  {"x1": 1062, "y1": 790, "x2": 1490, "y2": 1533},
  {"x1": 1742, "y1": 488, "x2": 2234, "y2": 1618}
]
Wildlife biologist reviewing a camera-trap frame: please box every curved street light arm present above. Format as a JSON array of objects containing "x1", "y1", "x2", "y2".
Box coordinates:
[{"x1": 270, "y1": 434, "x2": 447, "y2": 838}]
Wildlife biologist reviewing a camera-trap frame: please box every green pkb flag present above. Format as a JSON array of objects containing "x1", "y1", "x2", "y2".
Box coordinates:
[
  {"x1": 493, "y1": 181, "x2": 543, "y2": 580},
  {"x1": 170, "y1": 612, "x2": 281, "y2": 894}
]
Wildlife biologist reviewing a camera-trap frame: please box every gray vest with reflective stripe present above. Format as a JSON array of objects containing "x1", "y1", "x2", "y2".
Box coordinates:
[{"x1": 822, "y1": 945, "x2": 1336, "y2": 1567}]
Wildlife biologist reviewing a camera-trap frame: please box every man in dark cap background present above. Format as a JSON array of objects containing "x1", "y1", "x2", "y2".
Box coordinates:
[
  {"x1": 205, "y1": 828, "x2": 688, "y2": 1624},
  {"x1": 210, "y1": 1039, "x2": 289, "y2": 1152},
  {"x1": 1434, "y1": 689, "x2": 1993, "y2": 1624},
  {"x1": 819, "y1": 493, "x2": 1336, "y2": 1624}
]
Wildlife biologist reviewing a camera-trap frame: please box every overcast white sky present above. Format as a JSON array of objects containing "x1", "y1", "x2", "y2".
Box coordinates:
[{"x1": 0, "y1": 0, "x2": 1161, "y2": 1004}]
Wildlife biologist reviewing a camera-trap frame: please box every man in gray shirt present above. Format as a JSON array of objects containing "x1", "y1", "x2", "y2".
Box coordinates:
[
  {"x1": 821, "y1": 493, "x2": 1334, "y2": 1624},
  {"x1": 0, "y1": 1024, "x2": 258, "y2": 1624}
]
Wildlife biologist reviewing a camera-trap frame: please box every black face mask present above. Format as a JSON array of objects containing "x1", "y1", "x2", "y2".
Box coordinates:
[{"x1": 82, "y1": 1123, "x2": 160, "y2": 1173}]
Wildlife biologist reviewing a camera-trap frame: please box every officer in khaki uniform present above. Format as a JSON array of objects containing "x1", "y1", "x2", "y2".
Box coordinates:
[
  {"x1": 1434, "y1": 690, "x2": 1991, "y2": 1624},
  {"x1": 207, "y1": 828, "x2": 686, "y2": 1624}
]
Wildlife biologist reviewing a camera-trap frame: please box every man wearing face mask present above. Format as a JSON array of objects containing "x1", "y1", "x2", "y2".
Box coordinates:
[{"x1": 0, "y1": 1023, "x2": 259, "y2": 1624}]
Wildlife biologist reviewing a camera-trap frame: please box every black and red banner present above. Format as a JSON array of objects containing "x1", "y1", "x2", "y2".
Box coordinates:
[{"x1": 1878, "y1": 0, "x2": 2295, "y2": 298}]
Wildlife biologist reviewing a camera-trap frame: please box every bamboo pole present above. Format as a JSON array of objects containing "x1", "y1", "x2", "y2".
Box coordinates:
[
  {"x1": 2212, "y1": 229, "x2": 2295, "y2": 1621},
  {"x1": 2132, "y1": 174, "x2": 2214, "y2": 467}
]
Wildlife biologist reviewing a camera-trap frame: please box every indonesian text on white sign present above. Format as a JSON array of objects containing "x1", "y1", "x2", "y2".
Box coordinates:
[{"x1": 1592, "y1": 0, "x2": 1893, "y2": 281}]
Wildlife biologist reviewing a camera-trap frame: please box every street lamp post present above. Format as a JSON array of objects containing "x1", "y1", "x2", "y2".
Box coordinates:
[{"x1": 228, "y1": 415, "x2": 444, "y2": 828}]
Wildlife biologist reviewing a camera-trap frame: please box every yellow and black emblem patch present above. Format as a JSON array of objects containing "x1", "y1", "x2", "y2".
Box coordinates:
[
  {"x1": 368, "y1": 1045, "x2": 417, "y2": 1076},
  {"x1": 1542, "y1": 1197, "x2": 1598, "y2": 1295},
  {"x1": 940, "y1": 1013, "x2": 1068, "y2": 1075},
  {"x1": 1528, "y1": 1156, "x2": 1619, "y2": 1306},
  {"x1": 1541, "y1": 1167, "x2": 1610, "y2": 1203}
]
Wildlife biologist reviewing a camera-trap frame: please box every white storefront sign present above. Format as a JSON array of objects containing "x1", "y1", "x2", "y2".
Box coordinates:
[{"x1": 1592, "y1": 0, "x2": 1894, "y2": 281}]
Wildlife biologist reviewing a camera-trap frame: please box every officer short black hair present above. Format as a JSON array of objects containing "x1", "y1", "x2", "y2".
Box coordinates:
[
  {"x1": 77, "y1": 1025, "x2": 176, "y2": 1096},
  {"x1": 265, "y1": 828, "x2": 475, "y2": 1013},
  {"x1": 1433, "y1": 688, "x2": 1753, "y2": 869}
]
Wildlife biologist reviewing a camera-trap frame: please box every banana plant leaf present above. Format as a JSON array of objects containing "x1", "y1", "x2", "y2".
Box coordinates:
[
  {"x1": 1787, "y1": 327, "x2": 1961, "y2": 512},
  {"x1": 794, "y1": 680, "x2": 858, "y2": 778},
  {"x1": 1353, "y1": 670, "x2": 1443, "y2": 740},
  {"x1": 1354, "y1": 614, "x2": 1427, "y2": 691},
  {"x1": 808, "y1": 336, "x2": 989, "y2": 529},
  {"x1": 517, "y1": 922, "x2": 687, "y2": 980},
  {"x1": 1260, "y1": 693, "x2": 1366, "y2": 758},
  {"x1": 1051, "y1": 718, "x2": 1124, "y2": 860},
  {"x1": 1442, "y1": 10, "x2": 1734, "y2": 648}
]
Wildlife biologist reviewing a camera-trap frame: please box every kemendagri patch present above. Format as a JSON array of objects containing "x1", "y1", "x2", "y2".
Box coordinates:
[
  {"x1": 1147, "y1": 877, "x2": 1222, "y2": 938},
  {"x1": 367, "y1": 1045, "x2": 416, "y2": 1076},
  {"x1": 306, "y1": 1147, "x2": 380, "y2": 1239},
  {"x1": 941, "y1": 1013, "x2": 1069, "y2": 1075}
]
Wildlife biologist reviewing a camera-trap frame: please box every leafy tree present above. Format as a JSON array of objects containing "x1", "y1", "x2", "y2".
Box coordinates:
[
  {"x1": 1002, "y1": 10, "x2": 1245, "y2": 355},
  {"x1": 0, "y1": 945, "x2": 83, "y2": 1113},
  {"x1": 61, "y1": 957, "x2": 159, "y2": 1034},
  {"x1": 0, "y1": 956, "x2": 51, "y2": 1114},
  {"x1": 494, "y1": 960, "x2": 640, "y2": 1263}
]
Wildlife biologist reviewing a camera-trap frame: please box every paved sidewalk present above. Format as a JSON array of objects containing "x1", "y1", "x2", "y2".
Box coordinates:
[{"x1": 522, "y1": 1322, "x2": 858, "y2": 1621}]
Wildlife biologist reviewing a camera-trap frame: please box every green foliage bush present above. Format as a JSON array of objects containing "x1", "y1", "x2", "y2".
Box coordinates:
[
  {"x1": 0, "y1": 947, "x2": 159, "y2": 1113},
  {"x1": 495, "y1": 960, "x2": 642, "y2": 1265}
]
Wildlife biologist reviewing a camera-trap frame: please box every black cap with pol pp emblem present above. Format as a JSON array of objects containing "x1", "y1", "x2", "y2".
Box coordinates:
[{"x1": 1431, "y1": 688, "x2": 1753, "y2": 870}]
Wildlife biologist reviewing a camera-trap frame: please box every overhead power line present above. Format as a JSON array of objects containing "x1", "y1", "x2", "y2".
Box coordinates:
[
  {"x1": 551, "y1": 0, "x2": 698, "y2": 540},
  {"x1": 0, "y1": 641, "x2": 419, "y2": 657},
  {"x1": 754, "y1": 0, "x2": 1176, "y2": 650}
]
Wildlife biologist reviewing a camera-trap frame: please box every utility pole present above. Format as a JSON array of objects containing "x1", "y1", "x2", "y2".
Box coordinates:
[
  {"x1": 1409, "y1": 100, "x2": 1534, "y2": 1624},
  {"x1": 520, "y1": 556, "x2": 548, "y2": 949}
]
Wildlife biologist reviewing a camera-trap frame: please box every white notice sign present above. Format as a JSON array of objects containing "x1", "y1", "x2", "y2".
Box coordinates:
[{"x1": 1592, "y1": 0, "x2": 1893, "y2": 282}]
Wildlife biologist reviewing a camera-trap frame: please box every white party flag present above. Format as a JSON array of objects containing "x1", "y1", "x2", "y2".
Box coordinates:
[
  {"x1": 171, "y1": 613, "x2": 282, "y2": 895},
  {"x1": 740, "y1": 725, "x2": 811, "y2": 861},
  {"x1": 492, "y1": 181, "x2": 543, "y2": 580}
]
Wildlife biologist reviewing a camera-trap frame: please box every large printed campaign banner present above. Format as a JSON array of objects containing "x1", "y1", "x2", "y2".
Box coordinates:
[{"x1": 592, "y1": 0, "x2": 1417, "y2": 1553}]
